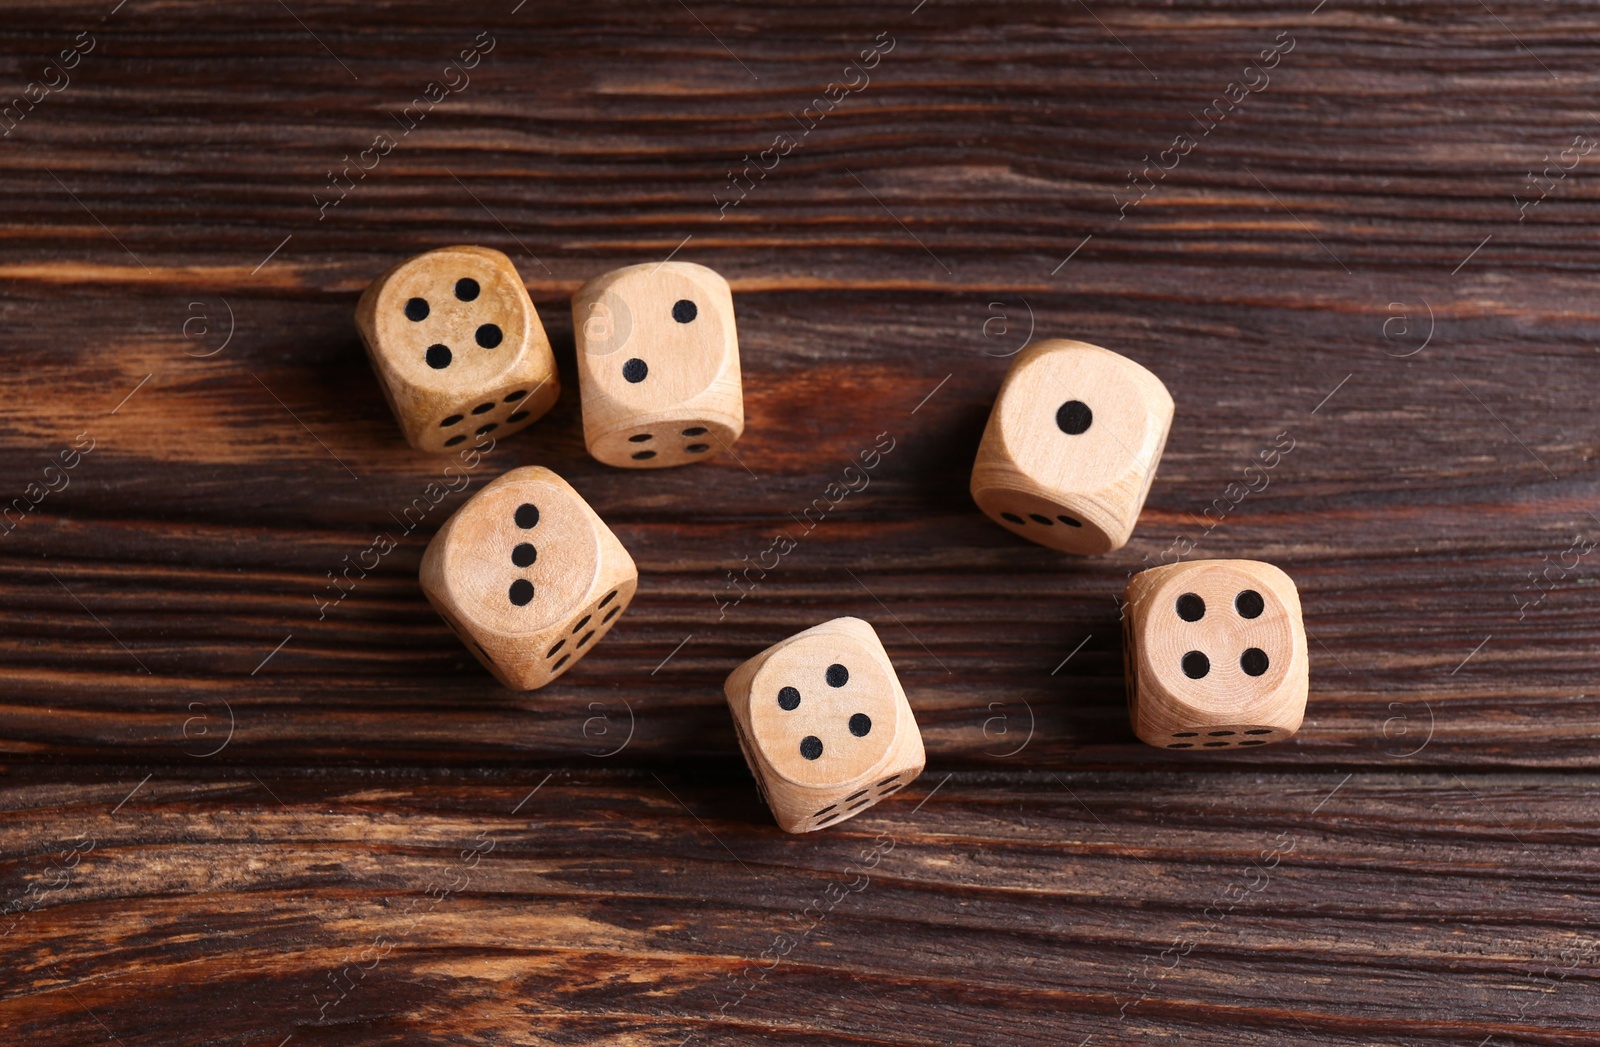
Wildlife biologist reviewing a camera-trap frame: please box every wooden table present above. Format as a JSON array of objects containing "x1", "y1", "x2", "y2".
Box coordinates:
[{"x1": 3, "y1": 1, "x2": 1597, "y2": 1042}]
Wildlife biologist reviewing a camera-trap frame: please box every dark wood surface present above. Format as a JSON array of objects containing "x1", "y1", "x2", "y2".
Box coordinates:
[{"x1": 3, "y1": 1, "x2": 1598, "y2": 1042}]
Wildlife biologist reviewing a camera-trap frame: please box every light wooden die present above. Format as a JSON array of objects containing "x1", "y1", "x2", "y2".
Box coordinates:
[
  {"x1": 724, "y1": 617, "x2": 924, "y2": 833},
  {"x1": 971, "y1": 338, "x2": 1172, "y2": 554},
  {"x1": 420, "y1": 466, "x2": 636, "y2": 690},
  {"x1": 571, "y1": 261, "x2": 743, "y2": 468},
  {"x1": 357, "y1": 245, "x2": 559, "y2": 453},
  {"x1": 1123, "y1": 559, "x2": 1308, "y2": 750}
]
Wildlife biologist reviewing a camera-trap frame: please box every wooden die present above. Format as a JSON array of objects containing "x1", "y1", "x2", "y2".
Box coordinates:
[
  {"x1": 357, "y1": 245, "x2": 559, "y2": 452},
  {"x1": 571, "y1": 261, "x2": 743, "y2": 468},
  {"x1": 420, "y1": 466, "x2": 636, "y2": 690},
  {"x1": 1123, "y1": 559, "x2": 1308, "y2": 749},
  {"x1": 971, "y1": 338, "x2": 1172, "y2": 554},
  {"x1": 725, "y1": 617, "x2": 924, "y2": 833}
]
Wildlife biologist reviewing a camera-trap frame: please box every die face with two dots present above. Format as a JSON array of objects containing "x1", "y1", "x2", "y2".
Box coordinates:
[
  {"x1": 1123, "y1": 559, "x2": 1308, "y2": 750},
  {"x1": 571, "y1": 261, "x2": 744, "y2": 469},
  {"x1": 724, "y1": 617, "x2": 924, "y2": 834},
  {"x1": 971, "y1": 338, "x2": 1173, "y2": 555},
  {"x1": 357, "y1": 246, "x2": 560, "y2": 453},
  {"x1": 420, "y1": 466, "x2": 636, "y2": 691}
]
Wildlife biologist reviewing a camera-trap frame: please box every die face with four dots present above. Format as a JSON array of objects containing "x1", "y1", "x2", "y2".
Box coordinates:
[
  {"x1": 357, "y1": 245, "x2": 560, "y2": 453},
  {"x1": 724, "y1": 617, "x2": 925, "y2": 834},
  {"x1": 971, "y1": 338, "x2": 1173, "y2": 555},
  {"x1": 571, "y1": 261, "x2": 744, "y2": 469},
  {"x1": 420, "y1": 466, "x2": 636, "y2": 690},
  {"x1": 1123, "y1": 559, "x2": 1308, "y2": 750}
]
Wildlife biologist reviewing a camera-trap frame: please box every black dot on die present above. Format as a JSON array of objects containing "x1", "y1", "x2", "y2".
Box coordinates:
[
  {"x1": 472, "y1": 402, "x2": 494, "y2": 415},
  {"x1": 1176, "y1": 593, "x2": 1206, "y2": 622},
  {"x1": 514, "y1": 503, "x2": 539, "y2": 528},
  {"x1": 777, "y1": 686, "x2": 801, "y2": 711},
  {"x1": 849, "y1": 713, "x2": 872, "y2": 737},
  {"x1": 1058, "y1": 515, "x2": 1083, "y2": 527},
  {"x1": 1056, "y1": 400, "x2": 1093, "y2": 435},
  {"x1": 1028, "y1": 513, "x2": 1054, "y2": 526},
  {"x1": 686, "y1": 444, "x2": 710, "y2": 453},
  {"x1": 440, "y1": 414, "x2": 463, "y2": 428},
  {"x1": 1241, "y1": 648, "x2": 1270, "y2": 676},
  {"x1": 629, "y1": 433, "x2": 654, "y2": 443},
  {"x1": 507, "y1": 411, "x2": 529, "y2": 423},
  {"x1": 444, "y1": 435, "x2": 466, "y2": 447},
  {"x1": 682, "y1": 426, "x2": 708, "y2": 436},
  {"x1": 1182, "y1": 651, "x2": 1210, "y2": 679},
  {"x1": 672, "y1": 299, "x2": 697, "y2": 323},
  {"x1": 631, "y1": 450, "x2": 656, "y2": 460},
  {"x1": 505, "y1": 390, "x2": 527, "y2": 402},
  {"x1": 1236, "y1": 589, "x2": 1265, "y2": 619},
  {"x1": 825, "y1": 663, "x2": 849, "y2": 687},
  {"x1": 455, "y1": 277, "x2": 480, "y2": 301},
  {"x1": 476, "y1": 324, "x2": 503, "y2": 348},
  {"x1": 800, "y1": 736, "x2": 823, "y2": 760},
  {"x1": 508, "y1": 579, "x2": 534, "y2": 606},
  {"x1": 405, "y1": 297, "x2": 429, "y2": 321},
  {"x1": 476, "y1": 423, "x2": 498, "y2": 435},
  {"x1": 511, "y1": 543, "x2": 536, "y2": 567},
  {"x1": 622, "y1": 358, "x2": 648, "y2": 383},
  {"x1": 1001, "y1": 512, "x2": 1025, "y2": 525},
  {"x1": 425, "y1": 344, "x2": 452, "y2": 369}
]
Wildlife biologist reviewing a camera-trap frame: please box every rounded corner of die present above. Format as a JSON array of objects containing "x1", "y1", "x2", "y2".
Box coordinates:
[{"x1": 572, "y1": 267, "x2": 618, "y2": 307}]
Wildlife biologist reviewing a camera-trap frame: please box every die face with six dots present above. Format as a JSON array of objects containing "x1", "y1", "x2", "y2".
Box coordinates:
[
  {"x1": 1123, "y1": 559, "x2": 1308, "y2": 750},
  {"x1": 357, "y1": 245, "x2": 560, "y2": 453},
  {"x1": 724, "y1": 617, "x2": 925, "y2": 833},
  {"x1": 571, "y1": 261, "x2": 744, "y2": 469},
  {"x1": 971, "y1": 338, "x2": 1173, "y2": 555},
  {"x1": 420, "y1": 466, "x2": 636, "y2": 690}
]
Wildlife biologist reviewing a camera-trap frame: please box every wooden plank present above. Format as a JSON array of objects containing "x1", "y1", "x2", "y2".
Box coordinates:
[{"x1": 3, "y1": 773, "x2": 1597, "y2": 1044}]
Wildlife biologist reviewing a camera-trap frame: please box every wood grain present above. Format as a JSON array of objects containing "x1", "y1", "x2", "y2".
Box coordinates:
[{"x1": 2, "y1": 0, "x2": 1598, "y2": 1041}]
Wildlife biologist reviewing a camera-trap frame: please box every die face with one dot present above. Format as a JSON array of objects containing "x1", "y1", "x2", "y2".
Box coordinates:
[
  {"x1": 357, "y1": 245, "x2": 560, "y2": 453},
  {"x1": 724, "y1": 617, "x2": 924, "y2": 834},
  {"x1": 571, "y1": 261, "x2": 743, "y2": 469},
  {"x1": 1123, "y1": 559, "x2": 1308, "y2": 750},
  {"x1": 420, "y1": 466, "x2": 636, "y2": 690},
  {"x1": 971, "y1": 338, "x2": 1173, "y2": 555}
]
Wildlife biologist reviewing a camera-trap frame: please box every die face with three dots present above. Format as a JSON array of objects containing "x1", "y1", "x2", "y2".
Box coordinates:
[
  {"x1": 571, "y1": 261, "x2": 744, "y2": 469},
  {"x1": 420, "y1": 466, "x2": 636, "y2": 690},
  {"x1": 357, "y1": 245, "x2": 560, "y2": 453},
  {"x1": 1123, "y1": 559, "x2": 1308, "y2": 750},
  {"x1": 971, "y1": 338, "x2": 1173, "y2": 555},
  {"x1": 724, "y1": 617, "x2": 925, "y2": 834}
]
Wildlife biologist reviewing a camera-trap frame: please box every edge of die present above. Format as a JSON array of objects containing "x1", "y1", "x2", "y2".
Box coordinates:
[
  {"x1": 573, "y1": 259, "x2": 732, "y2": 303},
  {"x1": 968, "y1": 473, "x2": 1130, "y2": 554},
  {"x1": 571, "y1": 262, "x2": 745, "y2": 468},
  {"x1": 970, "y1": 337, "x2": 1174, "y2": 556},
  {"x1": 724, "y1": 617, "x2": 925, "y2": 832},
  {"x1": 356, "y1": 245, "x2": 554, "y2": 453},
  {"x1": 1123, "y1": 559, "x2": 1308, "y2": 747},
  {"x1": 420, "y1": 465, "x2": 638, "y2": 689}
]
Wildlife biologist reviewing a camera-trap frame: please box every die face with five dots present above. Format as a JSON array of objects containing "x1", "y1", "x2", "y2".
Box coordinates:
[
  {"x1": 1123, "y1": 559, "x2": 1308, "y2": 750},
  {"x1": 420, "y1": 466, "x2": 636, "y2": 691},
  {"x1": 725, "y1": 617, "x2": 924, "y2": 833},
  {"x1": 971, "y1": 338, "x2": 1173, "y2": 555},
  {"x1": 357, "y1": 245, "x2": 560, "y2": 453},
  {"x1": 571, "y1": 261, "x2": 744, "y2": 469}
]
